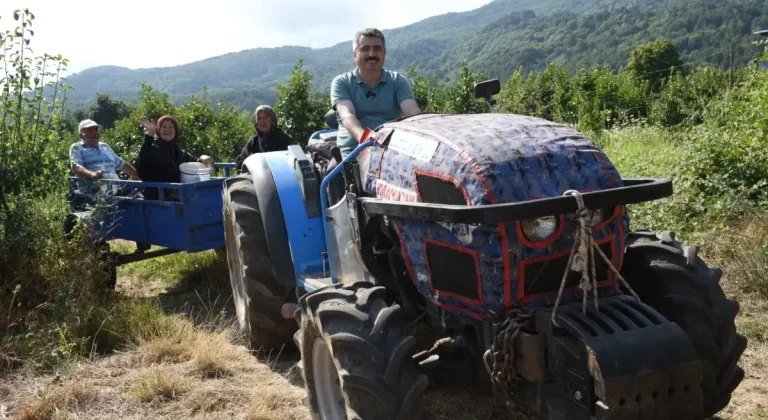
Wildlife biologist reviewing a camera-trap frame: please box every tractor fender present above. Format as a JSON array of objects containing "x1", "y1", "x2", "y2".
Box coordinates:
[{"x1": 242, "y1": 150, "x2": 328, "y2": 288}]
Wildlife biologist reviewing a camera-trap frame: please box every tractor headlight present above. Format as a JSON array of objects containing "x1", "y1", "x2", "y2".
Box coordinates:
[{"x1": 521, "y1": 216, "x2": 558, "y2": 243}]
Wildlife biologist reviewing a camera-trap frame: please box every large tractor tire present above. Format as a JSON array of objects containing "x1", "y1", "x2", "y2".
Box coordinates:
[
  {"x1": 296, "y1": 281, "x2": 432, "y2": 420},
  {"x1": 620, "y1": 229, "x2": 747, "y2": 418},
  {"x1": 223, "y1": 174, "x2": 297, "y2": 352}
]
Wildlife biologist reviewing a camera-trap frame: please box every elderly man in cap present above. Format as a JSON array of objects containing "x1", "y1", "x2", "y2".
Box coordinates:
[
  {"x1": 69, "y1": 119, "x2": 139, "y2": 182},
  {"x1": 68, "y1": 119, "x2": 149, "y2": 255}
]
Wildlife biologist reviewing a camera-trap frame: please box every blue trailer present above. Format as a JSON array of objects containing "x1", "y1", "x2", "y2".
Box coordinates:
[{"x1": 65, "y1": 163, "x2": 237, "y2": 285}]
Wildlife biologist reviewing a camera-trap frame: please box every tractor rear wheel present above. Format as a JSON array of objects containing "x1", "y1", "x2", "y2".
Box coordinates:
[
  {"x1": 620, "y1": 229, "x2": 747, "y2": 418},
  {"x1": 296, "y1": 281, "x2": 432, "y2": 420},
  {"x1": 223, "y1": 174, "x2": 297, "y2": 352}
]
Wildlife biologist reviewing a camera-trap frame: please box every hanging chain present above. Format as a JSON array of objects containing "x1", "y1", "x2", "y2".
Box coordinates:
[{"x1": 483, "y1": 308, "x2": 538, "y2": 418}]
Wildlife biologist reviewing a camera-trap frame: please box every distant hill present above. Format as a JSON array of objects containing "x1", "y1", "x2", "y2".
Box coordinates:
[
  {"x1": 431, "y1": 0, "x2": 768, "y2": 81},
  {"x1": 61, "y1": 0, "x2": 768, "y2": 111}
]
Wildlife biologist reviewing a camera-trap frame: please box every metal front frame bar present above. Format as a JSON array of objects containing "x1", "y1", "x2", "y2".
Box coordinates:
[{"x1": 358, "y1": 178, "x2": 672, "y2": 224}]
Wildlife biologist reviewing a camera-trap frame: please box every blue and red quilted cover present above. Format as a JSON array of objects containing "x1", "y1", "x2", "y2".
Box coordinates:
[{"x1": 357, "y1": 113, "x2": 630, "y2": 320}]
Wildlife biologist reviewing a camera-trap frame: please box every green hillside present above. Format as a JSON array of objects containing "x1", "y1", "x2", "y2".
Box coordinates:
[
  {"x1": 433, "y1": 0, "x2": 768, "y2": 82},
  {"x1": 61, "y1": 0, "x2": 768, "y2": 111}
]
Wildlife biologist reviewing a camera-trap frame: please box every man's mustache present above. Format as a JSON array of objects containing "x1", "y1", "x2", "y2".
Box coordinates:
[{"x1": 366, "y1": 57, "x2": 379, "y2": 62}]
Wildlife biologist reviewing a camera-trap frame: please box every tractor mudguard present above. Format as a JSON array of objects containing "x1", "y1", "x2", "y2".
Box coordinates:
[{"x1": 242, "y1": 150, "x2": 327, "y2": 288}]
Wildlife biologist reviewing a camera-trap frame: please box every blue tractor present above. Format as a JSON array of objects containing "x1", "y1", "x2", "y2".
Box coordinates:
[{"x1": 223, "y1": 80, "x2": 746, "y2": 420}]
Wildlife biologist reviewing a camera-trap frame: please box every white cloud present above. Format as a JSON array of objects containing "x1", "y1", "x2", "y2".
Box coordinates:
[{"x1": 1, "y1": 0, "x2": 492, "y2": 75}]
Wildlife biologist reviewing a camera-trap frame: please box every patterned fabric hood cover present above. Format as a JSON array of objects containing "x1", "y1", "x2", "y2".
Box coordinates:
[{"x1": 357, "y1": 113, "x2": 631, "y2": 319}]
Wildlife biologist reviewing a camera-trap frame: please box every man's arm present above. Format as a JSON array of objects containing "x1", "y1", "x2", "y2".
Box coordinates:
[
  {"x1": 104, "y1": 145, "x2": 139, "y2": 180},
  {"x1": 396, "y1": 73, "x2": 421, "y2": 118},
  {"x1": 121, "y1": 162, "x2": 140, "y2": 180},
  {"x1": 72, "y1": 164, "x2": 102, "y2": 179},
  {"x1": 69, "y1": 143, "x2": 102, "y2": 179},
  {"x1": 400, "y1": 99, "x2": 422, "y2": 117},
  {"x1": 331, "y1": 75, "x2": 367, "y2": 142},
  {"x1": 335, "y1": 100, "x2": 367, "y2": 142}
]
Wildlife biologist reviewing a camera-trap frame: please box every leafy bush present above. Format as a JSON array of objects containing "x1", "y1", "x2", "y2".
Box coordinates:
[
  {"x1": 676, "y1": 66, "x2": 768, "y2": 220},
  {"x1": 0, "y1": 195, "x2": 116, "y2": 372},
  {"x1": 273, "y1": 58, "x2": 329, "y2": 146},
  {"x1": 0, "y1": 9, "x2": 72, "y2": 202},
  {"x1": 100, "y1": 85, "x2": 254, "y2": 167}
]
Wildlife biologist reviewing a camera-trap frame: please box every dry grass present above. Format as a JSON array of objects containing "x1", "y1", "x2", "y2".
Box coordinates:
[
  {"x1": 131, "y1": 366, "x2": 188, "y2": 403},
  {"x1": 2, "y1": 312, "x2": 307, "y2": 420},
  {"x1": 14, "y1": 380, "x2": 99, "y2": 420},
  {"x1": 246, "y1": 370, "x2": 308, "y2": 420}
]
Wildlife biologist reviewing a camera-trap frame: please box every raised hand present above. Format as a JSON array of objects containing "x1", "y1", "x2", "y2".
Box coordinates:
[{"x1": 139, "y1": 116, "x2": 156, "y2": 136}]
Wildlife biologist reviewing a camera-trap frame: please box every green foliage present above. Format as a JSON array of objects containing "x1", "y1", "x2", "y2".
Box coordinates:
[
  {"x1": 273, "y1": 58, "x2": 329, "y2": 146},
  {"x1": 0, "y1": 195, "x2": 116, "y2": 372},
  {"x1": 446, "y1": 63, "x2": 488, "y2": 114},
  {"x1": 677, "y1": 66, "x2": 768, "y2": 211},
  {"x1": 85, "y1": 93, "x2": 134, "y2": 130},
  {"x1": 101, "y1": 85, "x2": 252, "y2": 166},
  {"x1": 405, "y1": 66, "x2": 447, "y2": 113},
  {"x1": 627, "y1": 39, "x2": 684, "y2": 91},
  {"x1": 429, "y1": 0, "x2": 766, "y2": 87},
  {"x1": 0, "y1": 9, "x2": 72, "y2": 202},
  {"x1": 175, "y1": 91, "x2": 252, "y2": 162}
]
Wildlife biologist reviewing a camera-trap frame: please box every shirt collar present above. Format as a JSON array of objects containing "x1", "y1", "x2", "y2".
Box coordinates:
[
  {"x1": 353, "y1": 67, "x2": 390, "y2": 86},
  {"x1": 80, "y1": 140, "x2": 101, "y2": 150}
]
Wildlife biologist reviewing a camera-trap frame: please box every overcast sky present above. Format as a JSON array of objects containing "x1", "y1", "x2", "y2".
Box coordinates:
[{"x1": 3, "y1": 0, "x2": 493, "y2": 76}]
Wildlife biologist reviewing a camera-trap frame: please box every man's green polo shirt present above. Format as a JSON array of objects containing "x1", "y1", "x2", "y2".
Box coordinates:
[{"x1": 330, "y1": 67, "x2": 415, "y2": 152}]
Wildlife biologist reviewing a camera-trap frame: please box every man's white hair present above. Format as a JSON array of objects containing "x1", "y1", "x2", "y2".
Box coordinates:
[{"x1": 353, "y1": 28, "x2": 386, "y2": 52}]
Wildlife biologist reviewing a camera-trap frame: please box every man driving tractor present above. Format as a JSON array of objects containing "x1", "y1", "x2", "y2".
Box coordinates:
[{"x1": 325, "y1": 27, "x2": 422, "y2": 201}]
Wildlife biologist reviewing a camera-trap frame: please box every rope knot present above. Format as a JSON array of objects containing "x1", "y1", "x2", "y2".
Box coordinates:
[
  {"x1": 574, "y1": 207, "x2": 590, "y2": 220},
  {"x1": 551, "y1": 189, "x2": 642, "y2": 328}
]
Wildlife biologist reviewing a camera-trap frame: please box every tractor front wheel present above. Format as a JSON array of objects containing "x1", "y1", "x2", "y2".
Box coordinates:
[
  {"x1": 296, "y1": 281, "x2": 432, "y2": 420},
  {"x1": 620, "y1": 229, "x2": 747, "y2": 418}
]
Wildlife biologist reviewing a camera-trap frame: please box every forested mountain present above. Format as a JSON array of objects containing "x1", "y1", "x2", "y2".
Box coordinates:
[
  {"x1": 433, "y1": 0, "x2": 768, "y2": 82},
  {"x1": 62, "y1": 0, "x2": 768, "y2": 111}
]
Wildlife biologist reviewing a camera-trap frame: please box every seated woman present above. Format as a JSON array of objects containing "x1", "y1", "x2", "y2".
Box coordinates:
[
  {"x1": 234, "y1": 105, "x2": 294, "y2": 172},
  {"x1": 136, "y1": 115, "x2": 214, "y2": 201}
]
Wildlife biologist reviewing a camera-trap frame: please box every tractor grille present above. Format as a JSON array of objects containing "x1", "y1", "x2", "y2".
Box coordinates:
[{"x1": 425, "y1": 239, "x2": 482, "y2": 304}]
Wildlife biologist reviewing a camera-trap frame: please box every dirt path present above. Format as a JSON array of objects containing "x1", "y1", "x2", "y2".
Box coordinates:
[{"x1": 2, "y1": 249, "x2": 765, "y2": 419}]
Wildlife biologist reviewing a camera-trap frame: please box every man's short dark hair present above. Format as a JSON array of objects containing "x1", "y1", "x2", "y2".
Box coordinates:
[{"x1": 353, "y1": 28, "x2": 386, "y2": 52}]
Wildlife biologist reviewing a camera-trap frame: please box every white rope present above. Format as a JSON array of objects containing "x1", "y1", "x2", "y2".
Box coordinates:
[{"x1": 551, "y1": 190, "x2": 641, "y2": 327}]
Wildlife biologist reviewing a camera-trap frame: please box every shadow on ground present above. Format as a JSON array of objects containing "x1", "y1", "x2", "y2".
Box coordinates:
[{"x1": 148, "y1": 251, "x2": 236, "y2": 324}]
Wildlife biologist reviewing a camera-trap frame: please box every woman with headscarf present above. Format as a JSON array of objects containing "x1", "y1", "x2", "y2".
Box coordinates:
[
  {"x1": 235, "y1": 105, "x2": 294, "y2": 172},
  {"x1": 135, "y1": 115, "x2": 215, "y2": 201}
]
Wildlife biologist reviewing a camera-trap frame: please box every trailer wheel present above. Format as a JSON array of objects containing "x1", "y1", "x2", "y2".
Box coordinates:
[{"x1": 64, "y1": 212, "x2": 117, "y2": 290}]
